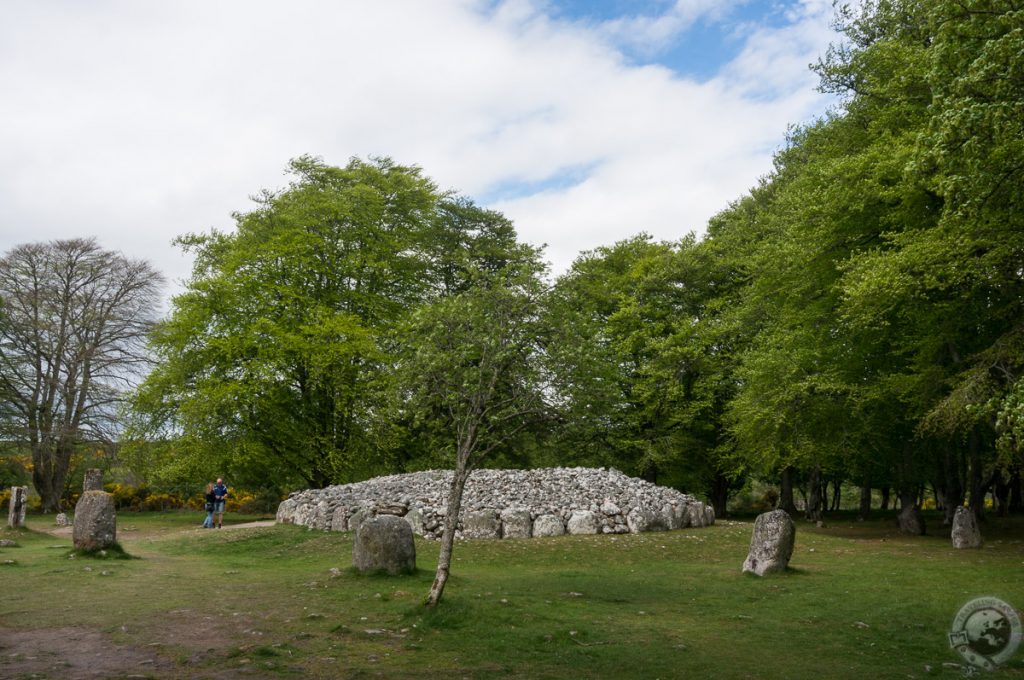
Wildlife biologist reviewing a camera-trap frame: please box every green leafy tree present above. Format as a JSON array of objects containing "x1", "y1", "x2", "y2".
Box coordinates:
[{"x1": 129, "y1": 157, "x2": 521, "y2": 490}]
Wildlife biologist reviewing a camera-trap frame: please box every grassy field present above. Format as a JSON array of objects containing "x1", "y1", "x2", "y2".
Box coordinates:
[{"x1": 1, "y1": 510, "x2": 1022, "y2": 679}]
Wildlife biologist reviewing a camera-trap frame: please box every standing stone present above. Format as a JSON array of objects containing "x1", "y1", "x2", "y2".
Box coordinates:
[
  {"x1": 329, "y1": 507, "x2": 348, "y2": 532},
  {"x1": 532, "y1": 514, "x2": 565, "y2": 537},
  {"x1": 83, "y1": 469, "x2": 104, "y2": 492},
  {"x1": 704, "y1": 505, "x2": 716, "y2": 526},
  {"x1": 897, "y1": 504, "x2": 926, "y2": 536},
  {"x1": 567, "y1": 510, "x2": 599, "y2": 535},
  {"x1": 55, "y1": 513, "x2": 70, "y2": 527},
  {"x1": 352, "y1": 515, "x2": 416, "y2": 575},
  {"x1": 499, "y1": 508, "x2": 532, "y2": 538},
  {"x1": 951, "y1": 507, "x2": 982, "y2": 549},
  {"x1": 72, "y1": 491, "x2": 117, "y2": 551},
  {"x1": 664, "y1": 503, "x2": 685, "y2": 530},
  {"x1": 688, "y1": 502, "x2": 708, "y2": 528},
  {"x1": 7, "y1": 486, "x2": 28, "y2": 529},
  {"x1": 462, "y1": 510, "x2": 501, "y2": 539},
  {"x1": 742, "y1": 509, "x2": 796, "y2": 576}
]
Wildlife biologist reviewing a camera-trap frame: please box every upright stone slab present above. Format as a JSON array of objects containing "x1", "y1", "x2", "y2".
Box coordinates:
[
  {"x1": 72, "y1": 491, "x2": 117, "y2": 551},
  {"x1": 688, "y1": 502, "x2": 708, "y2": 528},
  {"x1": 73, "y1": 470, "x2": 116, "y2": 551},
  {"x1": 404, "y1": 507, "x2": 425, "y2": 536},
  {"x1": 951, "y1": 506, "x2": 982, "y2": 549},
  {"x1": 7, "y1": 486, "x2": 28, "y2": 529},
  {"x1": 743, "y1": 509, "x2": 795, "y2": 576},
  {"x1": 83, "y1": 469, "x2": 104, "y2": 492},
  {"x1": 329, "y1": 506, "x2": 348, "y2": 532},
  {"x1": 353, "y1": 515, "x2": 416, "y2": 575}
]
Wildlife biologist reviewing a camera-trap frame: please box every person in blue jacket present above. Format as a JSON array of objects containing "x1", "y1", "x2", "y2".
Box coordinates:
[{"x1": 213, "y1": 478, "x2": 228, "y2": 528}]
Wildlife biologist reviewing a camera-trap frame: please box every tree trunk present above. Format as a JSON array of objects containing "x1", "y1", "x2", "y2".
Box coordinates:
[
  {"x1": 805, "y1": 467, "x2": 822, "y2": 521},
  {"x1": 830, "y1": 478, "x2": 842, "y2": 512},
  {"x1": 1010, "y1": 466, "x2": 1023, "y2": 514},
  {"x1": 994, "y1": 469, "x2": 1010, "y2": 517},
  {"x1": 857, "y1": 479, "x2": 871, "y2": 521},
  {"x1": 880, "y1": 486, "x2": 890, "y2": 510},
  {"x1": 777, "y1": 466, "x2": 797, "y2": 514},
  {"x1": 940, "y1": 448, "x2": 964, "y2": 525},
  {"x1": 708, "y1": 471, "x2": 730, "y2": 518},
  {"x1": 897, "y1": 488, "x2": 925, "y2": 535},
  {"x1": 426, "y1": 462, "x2": 472, "y2": 608},
  {"x1": 31, "y1": 444, "x2": 72, "y2": 512},
  {"x1": 967, "y1": 427, "x2": 985, "y2": 519}
]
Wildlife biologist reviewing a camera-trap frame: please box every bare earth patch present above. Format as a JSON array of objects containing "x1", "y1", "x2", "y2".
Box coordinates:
[
  {"x1": 2, "y1": 519, "x2": 281, "y2": 679},
  {"x1": 0, "y1": 626, "x2": 175, "y2": 679}
]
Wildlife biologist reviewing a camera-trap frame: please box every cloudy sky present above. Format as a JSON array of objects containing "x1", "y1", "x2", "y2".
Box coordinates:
[{"x1": 0, "y1": 0, "x2": 841, "y2": 298}]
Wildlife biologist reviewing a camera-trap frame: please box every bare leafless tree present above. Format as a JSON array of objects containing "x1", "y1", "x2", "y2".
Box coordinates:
[{"x1": 0, "y1": 238, "x2": 164, "y2": 510}]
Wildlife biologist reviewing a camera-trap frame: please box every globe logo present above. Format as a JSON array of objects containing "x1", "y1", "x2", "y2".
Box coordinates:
[{"x1": 949, "y1": 597, "x2": 1022, "y2": 669}]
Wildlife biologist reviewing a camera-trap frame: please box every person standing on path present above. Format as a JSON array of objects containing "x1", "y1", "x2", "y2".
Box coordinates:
[
  {"x1": 213, "y1": 478, "x2": 228, "y2": 528},
  {"x1": 202, "y1": 482, "x2": 216, "y2": 528}
]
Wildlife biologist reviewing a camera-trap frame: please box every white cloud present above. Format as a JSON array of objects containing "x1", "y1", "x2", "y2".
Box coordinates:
[
  {"x1": 0, "y1": 0, "x2": 839, "y2": 295},
  {"x1": 595, "y1": 0, "x2": 740, "y2": 55}
]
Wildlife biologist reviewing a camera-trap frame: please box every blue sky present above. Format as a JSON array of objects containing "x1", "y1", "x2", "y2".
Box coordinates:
[
  {"x1": 553, "y1": 0, "x2": 796, "y2": 79},
  {"x1": 0, "y1": 0, "x2": 842, "y2": 296}
]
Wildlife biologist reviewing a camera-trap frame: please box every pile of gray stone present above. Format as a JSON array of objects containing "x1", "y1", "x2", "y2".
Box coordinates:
[{"x1": 276, "y1": 467, "x2": 714, "y2": 540}]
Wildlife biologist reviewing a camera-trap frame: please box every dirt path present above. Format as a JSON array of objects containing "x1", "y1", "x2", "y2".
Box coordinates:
[{"x1": 3, "y1": 519, "x2": 280, "y2": 678}]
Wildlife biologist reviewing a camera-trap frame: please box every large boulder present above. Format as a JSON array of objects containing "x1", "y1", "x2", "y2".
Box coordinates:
[
  {"x1": 276, "y1": 498, "x2": 297, "y2": 524},
  {"x1": 463, "y1": 510, "x2": 500, "y2": 539},
  {"x1": 72, "y1": 491, "x2": 117, "y2": 552},
  {"x1": 567, "y1": 510, "x2": 599, "y2": 535},
  {"x1": 499, "y1": 508, "x2": 532, "y2": 539},
  {"x1": 352, "y1": 515, "x2": 416, "y2": 575},
  {"x1": 742, "y1": 509, "x2": 795, "y2": 577},
  {"x1": 951, "y1": 507, "x2": 982, "y2": 549},
  {"x1": 532, "y1": 514, "x2": 565, "y2": 538}
]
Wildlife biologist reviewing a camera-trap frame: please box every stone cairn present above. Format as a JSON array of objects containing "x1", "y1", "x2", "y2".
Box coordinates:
[
  {"x1": 353, "y1": 515, "x2": 417, "y2": 575},
  {"x1": 742, "y1": 509, "x2": 795, "y2": 576},
  {"x1": 951, "y1": 506, "x2": 982, "y2": 549},
  {"x1": 276, "y1": 467, "x2": 715, "y2": 540},
  {"x1": 7, "y1": 486, "x2": 28, "y2": 529},
  {"x1": 72, "y1": 469, "x2": 117, "y2": 551}
]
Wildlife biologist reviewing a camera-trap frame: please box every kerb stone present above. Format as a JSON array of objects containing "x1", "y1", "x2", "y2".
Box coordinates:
[{"x1": 353, "y1": 515, "x2": 416, "y2": 575}]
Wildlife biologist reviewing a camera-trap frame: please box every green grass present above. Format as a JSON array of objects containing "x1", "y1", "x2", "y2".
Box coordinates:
[{"x1": 2, "y1": 510, "x2": 1023, "y2": 679}]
